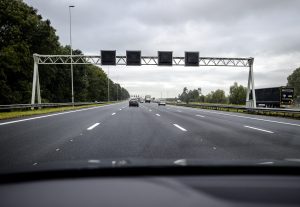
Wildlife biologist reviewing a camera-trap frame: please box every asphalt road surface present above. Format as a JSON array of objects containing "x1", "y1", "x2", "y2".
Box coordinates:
[{"x1": 1, "y1": 102, "x2": 300, "y2": 170}]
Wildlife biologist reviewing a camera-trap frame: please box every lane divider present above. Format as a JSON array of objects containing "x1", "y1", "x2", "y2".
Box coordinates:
[
  {"x1": 87, "y1": 122, "x2": 100, "y2": 130},
  {"x1": 173, "y1": 124, "x2": 187, "y2": 131},
  {"x1": 112, "y1": 112, "x2": 116, "y2": 116},
  {"x1": 156, "y1": 114, "x2": 160, "y2": 117},
  {"x1": 244, "y1": 125, "x2": 274, "y2": 134},
  {"x1": 196, "y1": 114, "x2": 205, "y2": 118}
]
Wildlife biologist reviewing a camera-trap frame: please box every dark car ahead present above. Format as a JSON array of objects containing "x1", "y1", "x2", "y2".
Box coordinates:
[{"x1": 129, "y1": 98, "x2": 139, "y2": 107}]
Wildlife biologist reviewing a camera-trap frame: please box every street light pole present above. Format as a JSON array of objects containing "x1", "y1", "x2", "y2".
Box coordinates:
[
  {"x1": 69, "y1": 5, "x2": 75, "y2": 106},
  {"x1": 107, "y1": 66, "x2": 110, "y2": 102},
  {"x1": 116, "y1": 84, "x2": 118, "y2": 101},
  {"x1": 116, "y1": 75, "x2": 119, "y2": 101}
]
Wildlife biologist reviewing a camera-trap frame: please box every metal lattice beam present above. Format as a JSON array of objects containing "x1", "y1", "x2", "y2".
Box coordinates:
[
  {"x1": 31, "y1": 53, "x2": 256, "y2": 108},
  {"x1": 34, "y1": 54, "x2": 251, "y2": 67}
]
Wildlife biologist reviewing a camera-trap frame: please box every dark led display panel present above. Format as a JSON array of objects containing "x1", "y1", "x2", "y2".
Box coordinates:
[
  {"x1": 126, "y1": 51, "x2": 141, "y2": 66},
  {"x1": 185, "y1": 52, "x2": 199, "y2": 66},
  {"x1": 101, "y1": 50, "x2": 116, "y2": 65},
  {"x1": 158, "y1": 51, "x2": 173, "y2": 66}
]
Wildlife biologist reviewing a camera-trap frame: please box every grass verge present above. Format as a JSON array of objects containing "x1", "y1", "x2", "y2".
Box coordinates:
[{"x1": 0, "y1": 103, "x2": 114, "y2": 120}]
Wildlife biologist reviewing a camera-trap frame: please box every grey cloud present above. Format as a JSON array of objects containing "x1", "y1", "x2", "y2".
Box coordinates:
[{"x1": 24, "y1": 0, "x2": 300, "y2": 97}]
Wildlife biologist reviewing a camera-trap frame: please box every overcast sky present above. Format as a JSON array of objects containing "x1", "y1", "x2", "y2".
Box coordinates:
[{"x1": 24, "y1": 0, "x2": 300, "y2": 98}]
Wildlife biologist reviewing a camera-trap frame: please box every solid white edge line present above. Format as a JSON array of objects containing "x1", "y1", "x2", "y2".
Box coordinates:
[
  {"x1": 168, "y1": 105, "x2": 300, "y2": 127},
  {"x1": 0, "y1": 103, "x2": 119, "y2": 126},
  {"x1": 244, "y1": 125, "x2": 274, "y2": 133},
  {"x1": 87, "y1": 122, "x2": 100, "y2": 130},
  {"x1": 156, "y1": 114, "x2": 160, "y2": 116},
  {"x1": 173, "y1": 124, "x2": 187, "y2": 131}
]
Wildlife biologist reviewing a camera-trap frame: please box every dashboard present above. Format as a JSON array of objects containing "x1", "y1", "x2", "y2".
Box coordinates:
[{"x1": 1, "y1": 172, "x2": 300, "y2": 207}]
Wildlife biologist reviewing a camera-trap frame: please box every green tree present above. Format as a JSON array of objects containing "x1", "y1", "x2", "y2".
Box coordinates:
[
  {"x1": 206, "y1": 89, "x2": 226, "y2": 103},
  {"x1": 229, "y1": 82, "x2": 247, "y2": 105},
  {"x1": 179, "y1": 87, "x2": 189, "y2": 103},
  {"x1": 287, "y1": 67, "x2": 300, "y2": 97},
  {"x1": 188, "y1": 89, "x2": 200, "y2": 102},
  {"x1": 0, "y1": 0, "x2": 60, "y2": 104},
  {"x1": 0, "y1": 0, "x2": 130, "y2": 104},
  {"x1": 178, "y1": 87, "x2": 201, "y2": 104}
]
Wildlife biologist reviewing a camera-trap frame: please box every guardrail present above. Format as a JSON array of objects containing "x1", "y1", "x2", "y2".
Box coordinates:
[
  {"x1": 0, "y1": 102, "x2": 107, "y2": 111},
  {"x1": 168, "y1": 102, "x2": 300, "y2": 119}
]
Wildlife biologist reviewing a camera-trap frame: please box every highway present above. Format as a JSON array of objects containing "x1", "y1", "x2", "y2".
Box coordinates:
[{"x1": 1, "y1": 102, "x2": 300, "y2": 170}]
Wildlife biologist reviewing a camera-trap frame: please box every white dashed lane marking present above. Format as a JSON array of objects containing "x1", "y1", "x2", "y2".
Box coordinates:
[
  {"x1": 112, "y1": 113, "x2": 116, "y2": 116},
  {"x1": 156, "y1": 114, "x2": 160, "y2": 117},
  {"x1": 173, "y1": 124, "x2": 187, "y2": 132},
  {"x1": 196, "y1": 114, "x2": 205, "y2": 118},
  {"x1": 88, "y1": 159, "x2": 101, "y2": 163},
  {"x1": 244, "y1": 125, "x2": 274, "y2": 134},
  {"x1": 87, "y1": 123, "x2": 100, "y2": 130},
  {"x1": 258, "y1": 161, "x2": 274, "y2": 165}
]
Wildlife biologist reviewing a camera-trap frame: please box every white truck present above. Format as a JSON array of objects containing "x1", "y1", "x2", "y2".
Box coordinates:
[{"x1": 145, "y1": 95, "x2": 151, "y2": 103}]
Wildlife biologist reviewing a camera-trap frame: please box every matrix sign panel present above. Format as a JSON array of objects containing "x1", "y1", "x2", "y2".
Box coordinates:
[
  {"x1": 158, "y1": 51, "x2": 173, "y2": 66},
  {"x1": 101, "y1": 50, "x2": 116, "y2": 65},
  {"x1": 126, "y1": 51, "x2": 141, "y2": 66},
  {"x1": 185, "y1": 52, "x2": 199, "y2": 66}
]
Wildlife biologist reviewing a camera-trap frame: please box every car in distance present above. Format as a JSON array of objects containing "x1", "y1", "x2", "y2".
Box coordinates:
[
  {"x1": 145, "y1": 95, "x2": 151, "y2": 103},
  {"x1": 158, "y1": 99, "x2": 166, "y2": 106},
  {"x1": 129, "y1": 98, "x2": 139, "y2": 107}
]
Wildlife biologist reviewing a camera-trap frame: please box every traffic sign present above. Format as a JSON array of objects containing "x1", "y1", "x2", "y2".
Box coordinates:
[
  {"x1": 126, "y1": 51, "x2": 141, "y2": 66},
  {"x1": 158, "y1": 51, "x2": 173, "y2": 66},
  {"x1": 101, "y1": 50, "x2": 116, "y2": 65},
  {"x1": 185, "y1": 52, "x2": 199, "y2": 66}
]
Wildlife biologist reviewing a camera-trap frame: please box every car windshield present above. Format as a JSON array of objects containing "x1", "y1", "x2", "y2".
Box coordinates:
[{"x1": 0, "y1": 0, "x2": 300, "y2": 174}]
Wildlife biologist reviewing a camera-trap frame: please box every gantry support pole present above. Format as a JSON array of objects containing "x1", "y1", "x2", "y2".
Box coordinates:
[
  {"x1": 31, "y1": 54, "x2": 41, "y2": 109},
  {"x1": 246, "y1": 58, "x2": 256, "y2": 108}
]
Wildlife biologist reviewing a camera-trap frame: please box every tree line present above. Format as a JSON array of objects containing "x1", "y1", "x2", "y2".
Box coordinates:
[
  {"x1": 178, "y1": 66, "x2": 300, "y2": 105},
  {"x1": 178, "y1": 82, "x2": 247, "y2": 105},
  {"x1": 0, "y1": 0, "x2": 129, "y2": 105}
]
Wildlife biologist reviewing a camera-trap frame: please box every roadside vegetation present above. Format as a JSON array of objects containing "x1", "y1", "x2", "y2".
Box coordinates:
[
  {"x1": 0, "y1": 102, "x2": 117, "y2": 120},
  {"x1": 176, "y1": 67, "x2": 299, "y2": 106},
  {"x1": 0, "y1": 0, "x2": 130, "y2": 105},
  {"x1": 176, "y1": 82, "x2": 247, "y2": 105}
]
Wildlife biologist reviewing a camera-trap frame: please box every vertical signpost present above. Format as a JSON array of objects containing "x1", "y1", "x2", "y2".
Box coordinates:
[{"x1": 246, "y1": 58, "x2": 256, "y2": 108}]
